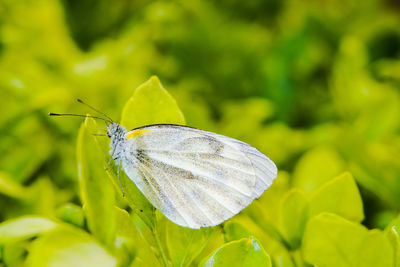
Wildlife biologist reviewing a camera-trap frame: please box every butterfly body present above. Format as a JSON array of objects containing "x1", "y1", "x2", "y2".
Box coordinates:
[{"x1": 107, "y1": 123, "x2": 278, "y2": 229}]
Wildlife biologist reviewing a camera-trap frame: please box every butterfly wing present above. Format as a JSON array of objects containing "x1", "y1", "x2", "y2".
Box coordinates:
[{"x1": 120, "y1": 124, "x2": 277, "y2": 229}]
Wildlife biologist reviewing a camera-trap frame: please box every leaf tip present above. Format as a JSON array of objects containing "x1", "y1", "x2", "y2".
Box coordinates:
[{"x1": 149, "y1": 75, "x2": 161, "y2": 84}]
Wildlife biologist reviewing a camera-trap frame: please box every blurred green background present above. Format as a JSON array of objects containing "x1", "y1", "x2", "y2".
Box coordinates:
[{"x1": 0, "y1": 0, "x2": 400, "y2": 265}]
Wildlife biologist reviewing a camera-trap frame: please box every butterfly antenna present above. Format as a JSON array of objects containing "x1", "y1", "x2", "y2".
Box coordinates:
[
  {"x1": 77, "y1": 99, "x2": 114, "y2": 122},
  {"x1": 48, "y1": 113, "x2": 113, "y2": 123}
]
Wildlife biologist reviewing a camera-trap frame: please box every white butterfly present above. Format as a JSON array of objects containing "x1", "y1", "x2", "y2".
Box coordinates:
[
  {"x1": 107, "y1": 123, "x2": 277, "y2": 229},
  {"x1": 50, "y1": 100, "x2": 278, "y2": 229}
]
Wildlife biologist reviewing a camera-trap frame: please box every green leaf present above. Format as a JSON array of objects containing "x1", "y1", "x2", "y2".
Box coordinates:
[
  {"x1": 357, "y1": 230, "x2": 393, "y2": 267},
  {"x1": 293, "y1": 146, "x2": 345, "y2": 194},
  {"x1": 308, "y1": 172, "x2": 364, "y2": 222},
  {"x1": 289, "y1": 250, "x2": 308, "y2": 267},
  {"x1": 273, "y1": 253, "x2": 295, "y2": 267},
  {"x1": 56, "y1": 203, "x2": 85, "y2": 228},
  {"x1": 201, "y1": 237, "x2": 271, "y2": 267},
  {"x1": 303, "y1": 213, "x2": 367, "y2": 267},
  {"x1": 386, "y1": 227, "x2": 400, "y2": 267},
  {"x1": 279, "y1": 189, "x2": 308, "y2": 249},
  {"x1": 114, "y1": 207, "x2": 138, "y2": 241},
  {"x1": 121, "y1": 76, "x2": 185, "y2": 129},
  {"x1": 166, "y1": 220, "x2": 214, "y2": 267},
  {"x1": 245, "y1": 172, "x2": 291, "y2": 243},
  {"x1": 131, "y1": 256, "x2": 162, "y2": 267},
  {"x1": 26, "y1": 177, "x2": 58, "y2": 216},
  {"x1": 386, "y1": 214, "x2": 400, "y2": 233},
  {"x1": 114, "y1": 208, "x2": 163, "y2": 267},
  {"x1": 25, "y1": 228, "x2": 117, "y2": 267},
  {"x1": 223, "y1": 218, "x2": 290, "y2": 265},
  {"x1": 0, "y1": 216, "x2": 58, "y2": 244},
  {"x1": 130, "y1": 222, "x2": 163, "y2": 267},
  {"x1": 113, "y1": 208, "x2": 138, "y2": 267},
  {"x1": 2, "y1": 240, "x2": 30, "y2": 267},
  {"x1": 194, "y1": 227, "x2": 225, "y2": 267},
  {"x1": 77, "y1": 117, "x2": 116, "y2": 248},
  {"x1": 0, "y1": 171, "x2": 26, "y2": 199},
  {"x1": 385, "y1": 215, "x2": 400, "y2": 267},
  {"x1": 223, "y1": 222, "x2": 252, "y2": 242},
  {"x1": 303, "y1": 213, "x2": 393, "y2": 267}
]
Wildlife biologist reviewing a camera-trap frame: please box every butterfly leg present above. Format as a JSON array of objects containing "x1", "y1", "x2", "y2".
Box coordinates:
[
  {"x1": 106, "y1": 145, "x2": 117, "y2": 171},
  {"x1": 116, "y1": 159, "x2": 125, "y2": 197},
  {"x1": 105, "y1": 157, "x2": 112, "y2": 170}
]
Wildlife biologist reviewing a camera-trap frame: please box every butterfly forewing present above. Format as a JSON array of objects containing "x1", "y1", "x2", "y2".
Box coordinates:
[{"x1": 120, "y1": 125, "x2": 277, "y2": 228}]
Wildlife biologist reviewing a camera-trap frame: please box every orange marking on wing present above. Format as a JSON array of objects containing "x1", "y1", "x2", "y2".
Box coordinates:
[{"x1": 126, "y1": 129, "x2": 150, "y2": 139}]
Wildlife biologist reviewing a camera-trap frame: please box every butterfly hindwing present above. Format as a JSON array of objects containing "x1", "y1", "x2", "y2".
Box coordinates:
[{"x1": 120, "y1": 125, "x2": 277, "y2": 228}]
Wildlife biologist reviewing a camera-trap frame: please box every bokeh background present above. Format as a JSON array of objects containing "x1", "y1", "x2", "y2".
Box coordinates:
[{"x1": 1, "y1": 0, "x2": 400, "y2": 246}]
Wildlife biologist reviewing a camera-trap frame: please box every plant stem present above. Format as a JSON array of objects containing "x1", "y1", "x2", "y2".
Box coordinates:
[{"x1": 152, "y1": 228, "x2": 168, "y2": 267}]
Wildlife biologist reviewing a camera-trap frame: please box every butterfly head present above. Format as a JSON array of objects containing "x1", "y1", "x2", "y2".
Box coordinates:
[
  {"x1": 107, "y1": 123, "x2": 126, "y2": 138},
  {"x1": 107, "y1": 123, "x2": 128, "y2": 155}
]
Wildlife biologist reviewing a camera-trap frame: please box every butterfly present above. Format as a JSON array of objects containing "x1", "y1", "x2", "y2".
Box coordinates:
[{"x1": 50, "y1": 100, "x2": 277, "y2": 229}]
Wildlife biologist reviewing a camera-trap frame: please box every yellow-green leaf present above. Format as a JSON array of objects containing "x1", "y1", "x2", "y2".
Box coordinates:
[
  {"x1": 56, "y1": 203, "x2": 85, "y2": 228},
  {"x1": 308, "y1": 172, "x2": 364, "y2": 222},
  {"x1": 0, "y1": 171, "x2": 26, "y2": 199},
  {"x1": 385, "y1": 214, "x2": 400, "y2": 233},
  {"x1": 303, "y1": 213, "x2": 393, "y2": 267},
  {"x1": 357, "y1": 230, "x2": 393, "y2": 267},
  {"x1": 222, "y1": 217, "x2": 289, "y2": 264},
  {"x1": 121, "y1": 76, "x2": 185, "y2": 130},
  {"x1": 166, "y1": 220, "x2": 214, "y2": 267},
  {"x1": 113, "y1": 207, "x2": 138, "y2": 267},
  {"x1": 386, "y1": 227, "x2": 400, "y2": 267},
  {"x1": 293, "y1": 146, "x2": 345, "y2": 194},
  {"x1": 3, "y1": 240, "x2": 29, "y2": 267},
  {"x1": 303, "y1": 213, "x2": 367, "y2": 267},
  {"x1": 114, "y1": 207, "x2": 137, "y2": 241},
  {"x1": 279, "y1": 189, "x2": 308, "y2": 249},
  {"x1": 25, "y1": 228, "x2": 117, "y2": 267},
  {"x1": 0, "y1": 216, "x2": 58, "y2": 244},
  {"x1": 77, "y1": 117, "x2": 116, "y2": 248},
  {"x1": 201, "y1": 237, "x2": 271, "y2": 267},
  {"x1": 223, "y1": 222, "x2": 252, "y2": 242},
  {"x1": 385, "y1": 215, "x2": 400, "y2": 267}
]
